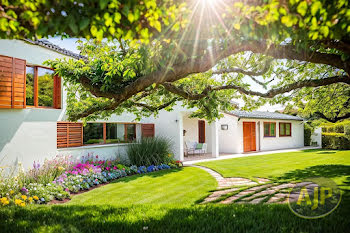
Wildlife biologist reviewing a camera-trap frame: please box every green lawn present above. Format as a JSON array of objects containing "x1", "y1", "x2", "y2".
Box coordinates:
[
  {"x1": 69, "y1": 167, "x2": 217, "y2": 205},
  {"x1": 1, "y1": 150, "x2": 350, "y2": 232},
  {"x1": 198, "y1": 150, "x2": 350, "y2": 187}
]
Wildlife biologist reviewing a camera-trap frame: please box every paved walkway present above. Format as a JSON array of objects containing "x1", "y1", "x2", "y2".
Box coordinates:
[
  {"x1": 188, "y1": 164, "x2": 298, "y2": 205},
  {"x1": 183, "y1": 146, "x2": 320, "y2": 165}
]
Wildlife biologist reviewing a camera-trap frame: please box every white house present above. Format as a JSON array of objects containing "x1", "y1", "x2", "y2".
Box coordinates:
[{"x1": 0, "y1": 39, "x2": 313, "y2": 170}]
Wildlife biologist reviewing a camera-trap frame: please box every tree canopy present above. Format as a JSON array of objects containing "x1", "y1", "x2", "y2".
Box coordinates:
[{"x1": 2, "y1": 0, "x2": 350, "y2": 122}]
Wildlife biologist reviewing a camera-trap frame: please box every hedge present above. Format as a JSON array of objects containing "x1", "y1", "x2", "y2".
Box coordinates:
[
  {"x1": 304, "y1": 124, "x2": 312, "y2": 146},
  {"x1": 322, "y1": 134, "x2": 350, "y2": 150}
]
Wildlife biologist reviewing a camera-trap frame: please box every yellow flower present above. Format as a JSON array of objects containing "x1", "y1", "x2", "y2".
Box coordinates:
[
  {"x1": 15, "y1": 199, "x2": 22, "y2": 206},
  {"x1": 9, "y1": 190, "x2": 14, "y2": 195},
  {"x1": 58, "y1": 166, "x2": 64, "y2": 171},
  {"x1": 1, "y1": 197, "x2": 8, "y2": 205},
  {"x1": 21, "y1": 195, "x2": 27, "y2": 201},
  {"x1": 20, "y1": 202, "x2": 25, "y2": 207},
  {"x1": 4, "y1": 200, "x2": 9, "y2": 205},
  {"x1": 28, "y1": 197, "x2": 33, "y2": 202},
  {"x1": 33, "y1": 196, "x2": 39, "y2": 200}
]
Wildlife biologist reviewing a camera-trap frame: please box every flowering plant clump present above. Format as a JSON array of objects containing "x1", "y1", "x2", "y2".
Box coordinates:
[{"x1": 0, "y1": 153, "x2": 182, "y2": 207}]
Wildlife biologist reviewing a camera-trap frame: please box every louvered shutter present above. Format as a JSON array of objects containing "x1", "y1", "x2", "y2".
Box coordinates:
[
  {"x1": 0, "y1": 55, "x2": 26, "y2": 108},
  {"x1": 141, "y1": 124, "x2": 155, "y2": 138},
  {"x1": 57, "y1": 122, "x2": 83, "y2": 148}
]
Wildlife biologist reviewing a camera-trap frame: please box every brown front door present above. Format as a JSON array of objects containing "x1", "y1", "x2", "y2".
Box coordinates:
[
  {"x1": 243, "y1": 122, "x2": 256, "y2": 152},
  {"x1": 198, "y1": 120, "x2": 205, "y2": 143}
]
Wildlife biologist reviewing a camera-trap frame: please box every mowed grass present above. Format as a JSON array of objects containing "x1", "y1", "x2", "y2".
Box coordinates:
[
  {"x1": 69, "y1": 167, "x2": 217, "y2": 205},
  {"x1": 1, "y1": 201, "x2": 349, "y2": 233},
  {"x1": 198, "y1": 150, "x2": 350, "y2": 182}
]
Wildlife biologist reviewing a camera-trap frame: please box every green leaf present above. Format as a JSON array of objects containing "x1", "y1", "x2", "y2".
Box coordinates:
[
  {"x1": 79, "y1": 18, "x2": 90, "y2": 30},
  {"x1": 69, "y1": 22, "x2": 78, "y2": 34},
  {"x1": 128, "y1": 13, "x2": 135, "y2": 23},
  {"x1": 297, "y1": 1, "x2": 308, "y2": 16},
  {"x1": 99, "y1": 0, "x2": 109, "y2": 10},
  {"x1": 114, "y1": 13, "x2": 122, "y2": 24},
  {"x1": 311, "y1": 1, "x2": 322, "y2": 16}
]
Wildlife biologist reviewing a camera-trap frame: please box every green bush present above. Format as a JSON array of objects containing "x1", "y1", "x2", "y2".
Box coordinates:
[
  {"x1": 322, "y1": 127, "x2": 327, "y2": 133},
  {"x1": 335, "y1": 124, "x2": 344, "y2": 133},
  {"x1": 344, "y1": 124, "x2": 350, "y2": 137},
  {"x1": 304, "y1": 124, "x2": 312, "y2": 146},
  {"x1": 322, "y1": 134, "x2": 350, "y2": 150},
  {"x1": 327, "y1": 126, "x2": 335, "y2": 133},
  {"x1": 127, "y1": 137, "x2": 173, "y2": 166}
]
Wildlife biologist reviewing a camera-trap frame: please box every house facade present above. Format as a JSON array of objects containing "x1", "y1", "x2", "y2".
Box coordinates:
[{"x1": 0, "y1": 39, "x2": 318, "y2": 170}]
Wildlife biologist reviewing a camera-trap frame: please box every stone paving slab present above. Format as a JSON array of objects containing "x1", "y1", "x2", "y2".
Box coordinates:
[{"x1": 190, "y1": 164, "x2": 296, "y2": 205}]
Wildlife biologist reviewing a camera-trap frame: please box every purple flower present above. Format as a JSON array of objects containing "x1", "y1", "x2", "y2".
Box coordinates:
[{"x1": 21, "y1": 187, "x2": 28, "y2": 193}]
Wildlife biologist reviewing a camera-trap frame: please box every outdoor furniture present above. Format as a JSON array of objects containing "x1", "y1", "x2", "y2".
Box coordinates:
[{"x1": 184, "y1": 141, "x2": 207, "y2": 156}]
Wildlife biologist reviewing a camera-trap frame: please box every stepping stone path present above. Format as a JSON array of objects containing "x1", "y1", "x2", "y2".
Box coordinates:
[{"x1": 188, "y1": 164, "x2": 298, "y2": 205}]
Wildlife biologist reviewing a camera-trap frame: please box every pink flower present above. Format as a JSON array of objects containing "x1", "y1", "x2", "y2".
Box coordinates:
[
  {"x1": 106, "y1": 167, "x2": 110, "y2": 171},
  {"x1": 113, "y1": 166, "x2": 117, "y2": 170},
  {"x1": 96, "y1": 155, "x2": 99, "y2": 159},
  {"x1": 65, "y1": 188, "x2": 69, "y2": 192}
]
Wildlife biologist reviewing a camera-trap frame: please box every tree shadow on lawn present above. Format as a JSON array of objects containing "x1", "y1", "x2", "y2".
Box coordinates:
[
  {"x1": 276, "y1": 164, "x2": 350, "y2": 190},
  {"x1": 1, "y1": 194, "x2": 349, "y2": 233}
]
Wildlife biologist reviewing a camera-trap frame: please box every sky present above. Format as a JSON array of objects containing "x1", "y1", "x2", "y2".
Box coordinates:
[{"x1": 47, "y1": 37, "x2": 284, "y2": 112}]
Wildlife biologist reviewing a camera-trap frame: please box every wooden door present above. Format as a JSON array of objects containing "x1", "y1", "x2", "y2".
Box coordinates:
[
  {"x1": 243, "y1": 122, "x2": 256, "y2": 152},
  {"x1": 198, "y1": 120, "x2": 205, "y2": 143}
]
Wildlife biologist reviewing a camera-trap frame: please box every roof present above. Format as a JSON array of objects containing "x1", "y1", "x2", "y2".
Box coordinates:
[
  {"x1": 23, "y1": 39, "x2": 85, "y2": 60},
  {"x1": 228, "y1": 110, "x2": 304, "y2": 121}
]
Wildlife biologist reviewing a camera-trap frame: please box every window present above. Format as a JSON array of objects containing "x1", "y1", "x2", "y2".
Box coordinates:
[
  {"x1": 106, "y1": 123, "x2": 127, "y2": 143},
  {"x1": 26, "y1": 66, "x2": 35, "y2": 106},
  {"x1": 125, "y1": 124, "x2": 136, "y2": 142},
  {"x1": 25, "y1": 66, "x2": 61, "y2": 108},
  {"x1": 279, "y1": 123, "x2": 292, "y2": 136},
  {"x1": 83, "y1": 123, "x2": 137, "y2": 145},
  {"x1": 83, "y1": 123, "x2": 104, "y2": 144},
  {"x1": 264, "y1": 122, "x2": 276, "y2": 137},
  {"x1": 38, "y1": 67, "x2": 54, "y2": 107}
]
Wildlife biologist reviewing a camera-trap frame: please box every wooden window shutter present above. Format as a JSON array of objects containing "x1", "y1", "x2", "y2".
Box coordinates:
[
  {"x1": 141, "y1": 124, "x2": 155, "y2": 138},
  {"x1": 57, "y1": 122, "x2": 83, "y2": 148},
  {"x1": 53, "y1": 74, "x2": 61, "y2": 109},
  {"x1": 0, "y1": 55, "x2": 26, "y2": 109}
]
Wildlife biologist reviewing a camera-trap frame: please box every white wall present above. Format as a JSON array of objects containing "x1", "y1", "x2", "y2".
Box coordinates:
[
  {"x1": 218, "y1": 113, "x2": 241, "y2": 153},
  {"x1": 57, "y1": 143, "x2": 130, "y2": 164},
  {"x1": 0, "y1": 40, "x2": 72, "y2": 169},
  {"x1": 311, "y1": 127, "x2": 322, "y2": 147},
  {"x1": 218, "y1": 114, "x2": 304, "y2": 154}
]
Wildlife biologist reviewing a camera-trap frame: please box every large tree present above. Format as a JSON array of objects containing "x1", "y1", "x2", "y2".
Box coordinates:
[{"x1": 2, "y1": 0, "x2": 350, "y2": 122}]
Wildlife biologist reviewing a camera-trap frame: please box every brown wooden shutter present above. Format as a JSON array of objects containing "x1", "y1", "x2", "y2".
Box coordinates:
[
  {"x1": 57, "y1": 122, "x2": 83, "y2": 148},
  {"x1": 0, "y1": 55, "x2": 26, "y2": 109},
  {"x1": 53, "y1": 75, "x2": 61, "y2": 109},
  {"x1": 141, "y1": 124, "x2": 155, "y2": 138}
]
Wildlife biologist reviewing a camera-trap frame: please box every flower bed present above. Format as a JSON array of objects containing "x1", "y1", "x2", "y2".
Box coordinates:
[{"x1": 0, "y1": 154, "x2": 182, "y2": 207}]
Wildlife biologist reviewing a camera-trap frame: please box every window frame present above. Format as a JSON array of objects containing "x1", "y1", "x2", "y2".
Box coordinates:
[
  {"x1": 263, "y1": 122, "x2": 276, "y2": 137},
  {"x1": 279, "y1": 122, "x2": 292, "y2": 137},
  {"x1": 25, "y1": 65, "x2": 61, "y2": 109},
  {"x1": 83, "y1": 122, "x2": 137, "y2": 146}
]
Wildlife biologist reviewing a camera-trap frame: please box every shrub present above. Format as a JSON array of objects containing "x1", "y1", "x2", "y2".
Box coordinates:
[
  {"x1": 304, "y1": 124, "x2": 312, "y2": 146},
  {"x1": 335, "y1": 124, "x2": 344, "y2": 133},
  {"x1": 344, "y1": 124, "x2": 350, "y2": 137},
  {"x1": 327, "y1": 126, "x2": 335, "y2": 133},
  {"x1": 322, "y1": 134, "x2": 350, "y2": 150},
  {"x1": 127, "y1": 137, "x2": 173, "y2": 166},
  {"x1": 322, "y1": 127, "x2": 327, "y2": 133}
]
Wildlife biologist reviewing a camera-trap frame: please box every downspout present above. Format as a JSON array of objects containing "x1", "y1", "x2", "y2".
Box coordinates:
[{"x1": 258, "y1": 121, "x2": 261, "y2": 151}]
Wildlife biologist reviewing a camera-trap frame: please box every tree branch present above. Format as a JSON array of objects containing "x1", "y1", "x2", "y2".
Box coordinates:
[
  {"x1": 163, "y1": 75, "x2": 350, "y2": 100},
  {"x1": 134, "y1": 98, "x2": 179, "y2": 111},
  {"x1": 212, "y1": 59, "x2": 272, "y2": 76},
  {"x1": 314, "y1": 112, "x2": 350, "y2": 123}
]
